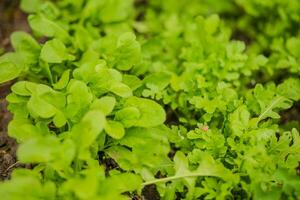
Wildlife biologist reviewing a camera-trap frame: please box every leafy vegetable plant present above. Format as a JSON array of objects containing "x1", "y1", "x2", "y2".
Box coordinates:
[{"x1": 0, "y1": 0, "x2": 299, "y2": 199}]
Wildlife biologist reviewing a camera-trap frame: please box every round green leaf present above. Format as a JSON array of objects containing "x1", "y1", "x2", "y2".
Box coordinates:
[{"x1": 104, "y1": 120, "x2": 125, "y2": 139}]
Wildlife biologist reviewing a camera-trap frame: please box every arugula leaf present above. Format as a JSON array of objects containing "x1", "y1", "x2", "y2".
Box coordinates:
[
  {"x1": 90, "y1": 96, "x2": 116, "y2": 115},
  {"x1": 20, "y1": 0, "x2": 43, "y2": 13},
  {"x1": 53, "y1": 69, "x2": 70, "y2": 90},
  {"x1": 112, "y1": 32, "x2": 141, "y2": 71},
  {"x1": 61, "y1": 167, "x2": 141, "y2": 200},
  {"x1": 109, "y1": 82, "x2": 132, "y2": 98},
  {"x1": 65, "y1": 80, "x2": 93, "y2": 122},
  {"x1": 106, "y1": 126, "x2": 171, "y2": 173},
  {"x1": 11, "y1": 31, "x2": 40, "y2": 53},
  {"x1": 98, "y1": 0, "x2": 134, "y2": 23},
  {"x1": 8, "y1": 118, "x2": 41, "y2": 141},
  {"x1": 116, "y1": 97, "x2": 166, "y2": 127},
  {"x1": 70, "y1": 110, "x2": 106, "y2": 152},
  {"x1": 28, "y1": 14, "x2": 69, "y2": 42},
  {"x1": 18, "y1": 136, "x2": 75, "y2": 169},
  {"x1": 0, "y1": 169, "x2": 56, "y2": 200},
  {"x1": 104, "y1": 120, "x2": 125, "y2": 139},
  {"x1": 0, "y1": 62, "x2": 22, "y2": 84},
  {"x1": 40, "y1": 39, "x2": 71, "y2": 63}
]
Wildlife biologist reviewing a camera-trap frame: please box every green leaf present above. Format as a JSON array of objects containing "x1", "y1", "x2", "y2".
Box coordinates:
[
  {"x1": 40, "y1": 39, "x2": 68, "y2": 63},
  {"x1": 104, "y1": 120, "x2": 125, "y2": 139},
  {"x1": 257, "y1": 96, "x2": 292, "y2": 122},
  {"x1": 143, "y1": 72, "x2": 172, "y2": 90},
  {"x1": 115, "y1": 106, "x2": 141, "y2": 127},
  {"x1": 8, "y1": 119, "x2": 41, "y2": 141},
  {"x1": 11, "y1": 81, "x2": 31, "y2": 96},
  {"x1": 71, "y1": 110, "x2": 106, "y2": 149},
  {"x1": 18, "y1": 136, "x2": 60, "y2": 163},
  {"x1": 0, "y1": 52, "x2": 32, "y2": 74},
  {"x1": 204, "y1": 14, "x2": 220, "y2": 34},
  {"x1": 27, "y1": 95, "x2": 57, "y2": 118},
  {"x1": 28, "y1": 14, "x2": 69, "y2": 42},
  {"x1": 25, "y1": 84, "x2": 66, "y2": 120},
  {"x1": 118, "y1": 97, "x2": 166, "y2": 127},
  {"x1": 11, "y1": 31, "x2": 40, "y2": 53},
  {"x1": 229, "y1": 105, "x2": 250, "y2": 136},
  {"x1": 0, "y1": 62, "x2": 22, "y2": 84},
  {"x1": 254, "y1": 84, "x2": 293, "y2": 122},
  {"x1": 274, "y1": 168, "x2": 300, "y2": 196},
  {"x1": 107, "y1": 126, "x2": 171, "y2": 172},
  {"x1": 18, "y1": 136, "x2": 75, "y2": 169},
  {"x1": 90, "y1": 96, "x2": 116, "y2": 115},
  {"x1": 61, "y1": 167, "x2": 104, "y2": 199},
  {"x1": 81, "y1": 110, "x2": 106, "y2": 135},
  {"x1": 99, "y1": 173, "x2": 142, "y2": 196},
  {"x1": 53, "y1": 70, "x2": 70, "y2": 90},
  {"x1": 72, "y1": 56, "x2": 106, "y2": 83},
  {"x1": 113, "y1": 32, "x2": 141, "y2": 71},
  {"x1": 53, "y1": 111, "x2": 67, "y2": 128},
  {"x1": 98, "y1": 0, "x2": 134, "y2": 23},
  {"x1": 20, "y1": 0, "x2": 43, "y2": 13},
  {"x1": 277, "y1": 78, "x2": 300, "y2": 101},
  {"x1": 0, "y1": 169, "x2": 56, "y2": 200},
  {"x1": 286, "y1": 37, "x2": 300, "y2": 57},
  {"x1": 143, "y1": 150, "x2": 238, "y2": 186},
  {"x1": 109, "y1": 82, "x2": 132, "y2": 98},
  {"x1": 74, "y1": 25, "x2": 94, "y2": 51},
  {"x1": 66, "y1": 80, "x2": 93, "y2": 121},
  {"x1": 78, "y1": 67, "x2": 125, "y2": 96},
  {"x1": 122, "y1": 74, "x2": 142, "y2": 90}
]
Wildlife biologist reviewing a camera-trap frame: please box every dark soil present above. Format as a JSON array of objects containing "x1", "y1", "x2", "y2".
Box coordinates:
[
  {"x1": 0, "y1": 0, "x2": 29, "y2": 180},
  {"x1": 0, "y1": 96, "x2": 15, "y2": 180},
  {"x1": 0, "y1": 0, "x2": 29, "y2": 51},
  {"x1": 142, "y1": 184, "x2": 161, "y2": 200}
]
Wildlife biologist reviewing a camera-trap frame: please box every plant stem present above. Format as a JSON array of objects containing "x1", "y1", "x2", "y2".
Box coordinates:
[{"x1": 142, "y1": 172, "x2": 211, "y2": 186}]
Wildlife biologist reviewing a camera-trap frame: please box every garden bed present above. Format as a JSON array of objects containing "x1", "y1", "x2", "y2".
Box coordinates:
[{"x1": 0, "y1": 0, "x2": 299, "y2": 199}]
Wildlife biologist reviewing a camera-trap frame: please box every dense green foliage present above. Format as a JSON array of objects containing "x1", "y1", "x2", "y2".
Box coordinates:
[{"x1": 0, "y1": 0, "x2": 299, "y2": 199}]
